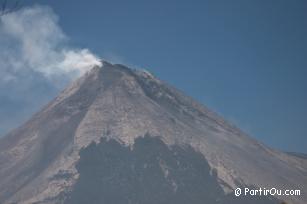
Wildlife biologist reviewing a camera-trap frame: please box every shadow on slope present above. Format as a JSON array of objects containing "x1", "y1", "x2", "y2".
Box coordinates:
[{"x1": 64, "y1": 135, "x2": 279, "y2": 204}]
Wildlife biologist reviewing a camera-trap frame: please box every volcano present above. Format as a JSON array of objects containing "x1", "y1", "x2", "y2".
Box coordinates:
[{"x1": 0, "y1": 61, "x2": 306, "y2": 204}]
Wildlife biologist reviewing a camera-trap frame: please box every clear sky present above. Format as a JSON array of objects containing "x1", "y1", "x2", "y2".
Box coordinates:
[{"x1": 1, "y1": 0, "x2": 306, "y2": 153}]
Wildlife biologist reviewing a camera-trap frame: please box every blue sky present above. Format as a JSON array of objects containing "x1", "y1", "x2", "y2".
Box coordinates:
[{"x1": 1, "y1": 0, "x2": 306, "y2": 153}]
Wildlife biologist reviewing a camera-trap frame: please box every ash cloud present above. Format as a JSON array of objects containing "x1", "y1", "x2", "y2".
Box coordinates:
[
  {"x1": 0, "y1": 5, "x2": 102, "y2": 136},
  {"x1": 0, "y1": 5, "x2": 102, "y2": 80}
]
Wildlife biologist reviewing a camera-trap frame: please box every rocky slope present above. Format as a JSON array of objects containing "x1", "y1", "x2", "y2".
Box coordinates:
[{"x1": 0, "y1": 61, "x2": 306, "y2": 204}]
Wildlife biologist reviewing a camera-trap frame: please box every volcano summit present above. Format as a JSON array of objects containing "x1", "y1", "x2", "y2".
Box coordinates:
[{"x1": 0, "y1": 61, "x2": 306, "y2": 204}]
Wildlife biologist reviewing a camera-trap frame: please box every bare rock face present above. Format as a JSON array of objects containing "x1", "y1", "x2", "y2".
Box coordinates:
[{"x1": 0, "y1": 61, "x2": 306, "y2": 204}]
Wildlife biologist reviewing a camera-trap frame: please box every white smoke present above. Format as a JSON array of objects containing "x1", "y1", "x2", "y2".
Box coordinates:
[
  {"x1": 0, "y1": 5, "x2": 102, "y2": 81},
  {"x1": 0, "y1": 5, "x2": 103, "y2": 137}
]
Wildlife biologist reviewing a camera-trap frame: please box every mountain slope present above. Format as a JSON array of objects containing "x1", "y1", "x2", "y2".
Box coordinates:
[
  {"x1": 64, "y1": 136, "x2": 279, "y2": 204},
  {"x1": 0, "y1": 61, "x2": 306, "y2": 204}
]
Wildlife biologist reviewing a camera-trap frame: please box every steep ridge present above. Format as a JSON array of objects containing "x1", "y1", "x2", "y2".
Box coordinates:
[
  {"x1": 64, "y1": 136, "x2": 279, "y2": 204},
  {"x1": 0, "y1": 61, "x2": 306, "y2": 204}
]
